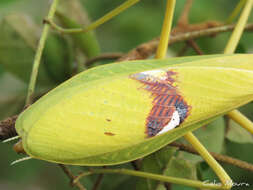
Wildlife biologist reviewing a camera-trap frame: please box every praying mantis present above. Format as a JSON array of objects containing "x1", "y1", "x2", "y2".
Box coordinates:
[{"x1": 5, "y1": 0, "x2": 253, "y2": 189}]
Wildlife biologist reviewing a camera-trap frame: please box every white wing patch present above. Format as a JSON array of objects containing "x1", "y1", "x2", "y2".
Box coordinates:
[
  {"x1": 157, "y1": 110, "x2": 180, "y2": 135},
  {"x1": 140, "y1": 69, "x2": 168, "y2": 81}
]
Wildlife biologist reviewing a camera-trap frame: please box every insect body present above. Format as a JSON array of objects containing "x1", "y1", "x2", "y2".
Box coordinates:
[{"x1": 15, "y1": 54, "x2": 253, "y2": 165}]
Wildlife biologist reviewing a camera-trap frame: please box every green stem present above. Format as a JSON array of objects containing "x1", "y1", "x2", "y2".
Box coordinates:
[
  {"x1": 226, "y1": 0, "x2": 246, "y2": 24},
  {"x1": 184, "y1": 133, "x2": 232, "y2": 189},
  {"x1": 224, "y1": 0, "x2": 253, "y2": 54},
  {"x1": 46, "y1": 0, "x2": 139, "y2": 34},
  {"x1": 155, "y1": 0, "x2": 176, "y2": 59},
  {"x1": 74, "y1": 168, "x2": 230, "y2": 190},
  {"x1": 25, "y1": 0, "x2": 59, "y2": 105}
]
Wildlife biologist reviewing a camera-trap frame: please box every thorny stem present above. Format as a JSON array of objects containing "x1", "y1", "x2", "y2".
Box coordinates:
[
  {"x1": 45, "y1": 0, "x2": 139, "y2": 34},
  {"x1": 25, "y1": 0, "x2": 59, "y2": 105},
  {"x1": 224, "y1": 0, "x2": 253, "y2": 135}
]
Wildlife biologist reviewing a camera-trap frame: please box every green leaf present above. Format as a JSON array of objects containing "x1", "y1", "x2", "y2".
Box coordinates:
[
  {"x1": 43, "y1": 33, "x2": 73, "y2": 83},
  {"x1": 0, "y1": 13, "x2": 55, "y2": 87},
  {"x1": 165, "y1": 157, "x2": 197, "y2": 179},
  {"x1": 0, "y1": 73, "x2": 26, "y2": 119},
  {"x1": 226, "y1": 119, "x2": 253, "y2": 144},
  {"x1": 56, "y1": 0, "x2": 100, "y2": 58},
  {"x1": 136, "y1": 146, "x2": 177, "y2": 190},
  {"x1": 57, "y1": 0, "x2": 91, "y2": 25},
  {"x1": 162, "y1": 157, "x2": 197, "y2": 190}
]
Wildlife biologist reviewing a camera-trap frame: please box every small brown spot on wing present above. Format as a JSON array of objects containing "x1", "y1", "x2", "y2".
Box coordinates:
[
  {"x1": 104, "y1": 132, "x2": 115, "y2": 136},
  {"x1": 106, "y1": 119, "x2": 111, "y2": 122}
]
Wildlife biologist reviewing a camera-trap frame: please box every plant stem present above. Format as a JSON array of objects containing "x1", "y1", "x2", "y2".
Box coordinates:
[
  {"x1": 177, "y1": 0, "x2": 193, "y2": 27},
  {"x1": 186, "y1": 39, "x2": 204, "y2": 55},
  {"x1": 169, "y1": 142, "x2": 253, "y2": 172},
  {"x1": 184, "y1": 133, "x2": 232, "y2": 189},
  {"x1": 74, "y1": 168, "x2": 229, "y2": 190},
  {"x1": 155, "y1": 0, "x2": 176, "y2": 59},
  {"x1": 25, "y1": 0, "x2": 59, "y2": 105},
  {"x1": 224, "y1": 0, "x2": 253, "y2": 135},
  {"x1": 46, "y1": 0, "x2": 139, "y2": 34},
  {"x1": 85, "y1": 52, "x2": 124, "y2": 67},
  {"x1": 226, "y1": 0, "x2": 246, "y2": 24},
  {"x1": 224, "y1": 0, "x2": 253, "y2": 54},
  {"x1": 119, "y1": 23, "x2": 253, "y2": 61},
  {"x1": 58, "y1": 164, "x2": 87, "y2": 190},
  {"x1": 92, "y1": 173, "x2": 104, "y2": 190}
]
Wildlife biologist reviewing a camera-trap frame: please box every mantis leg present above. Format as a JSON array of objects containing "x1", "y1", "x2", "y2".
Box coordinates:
[
  {"x1": 227, "y1": 110, "x2": 253, "y2": 135},
  {"x1": 184, "y1": 132, "x2": 232, "y2": 190}
]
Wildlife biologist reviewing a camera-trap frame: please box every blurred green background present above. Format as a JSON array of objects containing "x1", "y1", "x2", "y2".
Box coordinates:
[{"x1": 0, "y1": 0, "x2": 253, "y2": 190}]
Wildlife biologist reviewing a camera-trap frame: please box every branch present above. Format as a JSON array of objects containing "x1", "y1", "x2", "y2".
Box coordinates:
[
  {"x1": 92, "y1": 174, "x2": 104, "y2": 190},
  {"x1": 176, "y1": 0, "x2": 193, "y2": 28},
  {"x1": 0, "y1": 115, "x2": 18, "y2": 141},
  {"x1": 175, "y1": 0, "x2": 204, "y2": 56},
  {"x1": 186, "y1": 39, "x2": 204, "y2": 55},
  {"x1": 118, "y1": 23, "x2": 253, "y2": 61},
  {"x1": 169, "y1": 142, "x2": 253, "y2": 173},
  {"x1": 85, "y1": 52, "x2": 124, "y2": 67},
  {"x1": 58, "y1": 164, "x2": 87, "y2": 190}
]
